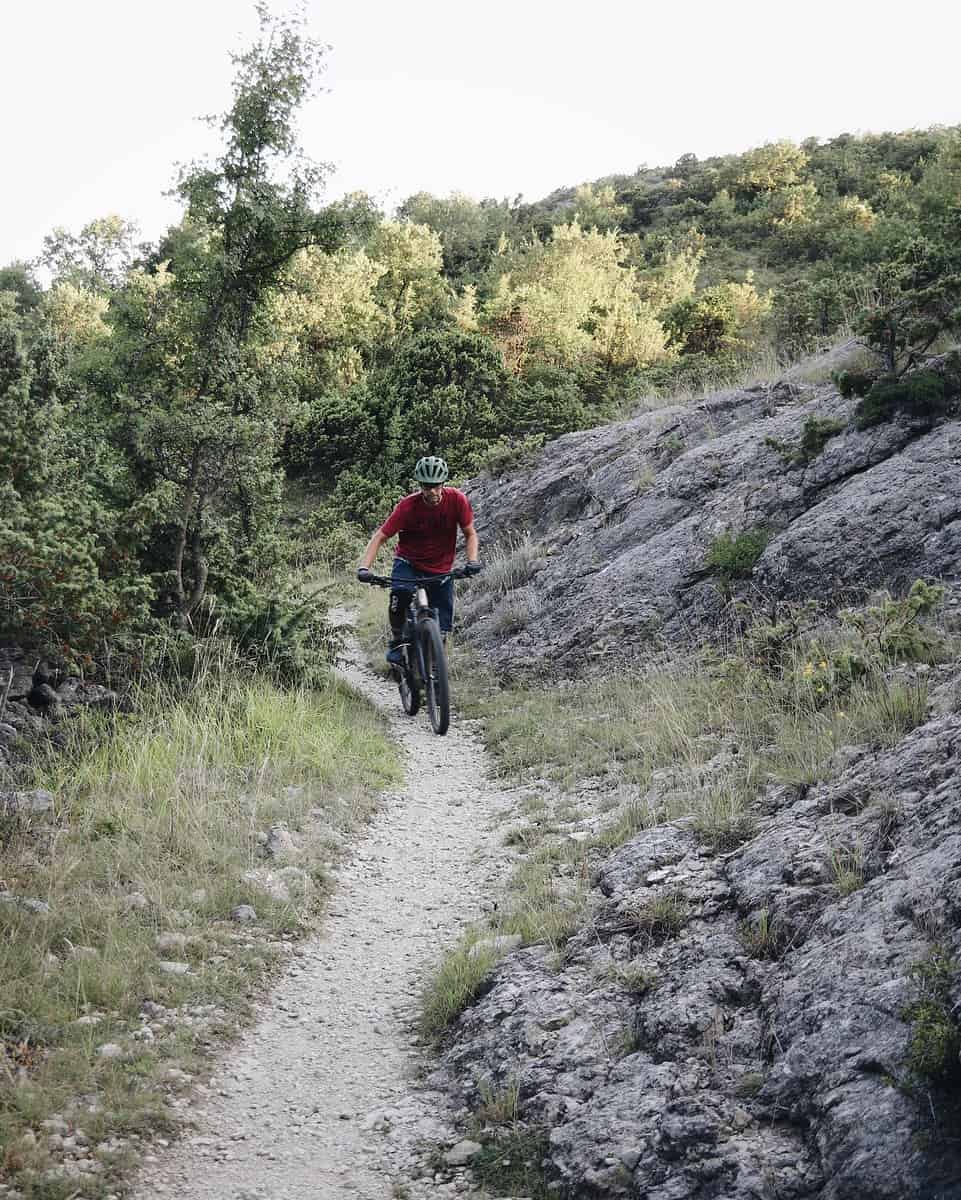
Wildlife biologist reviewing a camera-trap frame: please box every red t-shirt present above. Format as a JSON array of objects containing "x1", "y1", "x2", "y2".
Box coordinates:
[{"x1": 380, "y1": 487, "x2": 474, "y2": 574}]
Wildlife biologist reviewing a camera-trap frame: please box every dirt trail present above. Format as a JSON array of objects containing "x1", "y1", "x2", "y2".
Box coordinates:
[{"x1": 137, "y1": 612, "x2": 512, "y2": 1200}]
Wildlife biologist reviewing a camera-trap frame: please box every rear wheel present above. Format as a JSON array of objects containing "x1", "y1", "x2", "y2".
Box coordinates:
[{"x1": 421, "y1": 618, "x2": 450, "y2": 735}]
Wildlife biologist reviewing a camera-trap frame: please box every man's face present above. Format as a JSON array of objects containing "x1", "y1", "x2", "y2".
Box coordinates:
[{"x1": 420, "y1": 483, "x2": 444, "y2": 506}]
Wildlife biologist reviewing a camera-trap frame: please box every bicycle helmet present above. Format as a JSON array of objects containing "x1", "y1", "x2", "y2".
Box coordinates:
[{"x1": 413, "y1": 455, "x2": 449, "y2": 484}]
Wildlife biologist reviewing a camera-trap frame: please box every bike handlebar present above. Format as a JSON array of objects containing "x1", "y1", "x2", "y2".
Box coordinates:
[{"x1": 363, "y1": 567, "x2": 470, "y2": 588}]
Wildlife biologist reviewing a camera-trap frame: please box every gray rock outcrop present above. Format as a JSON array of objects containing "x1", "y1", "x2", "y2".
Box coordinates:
[
  {"x1": 431, "y1": 370, "x2": 961, "y2": 1197},
  {"x1": 464, "y1": 378, "x2": 960, "y2": 673},
  {"x1": 432, "y1": 703, "x2": 961, "y2": 1197}
]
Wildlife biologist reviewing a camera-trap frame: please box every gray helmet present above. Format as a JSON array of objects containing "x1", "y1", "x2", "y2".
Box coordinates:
[{"x1": 413, "y1": 455, "x2": 449, "y2": 484}]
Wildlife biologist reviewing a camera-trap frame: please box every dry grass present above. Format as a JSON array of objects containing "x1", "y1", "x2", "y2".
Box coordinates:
[{"x1": 0, "y1": 645, "x2": 400, "y2": 1196}]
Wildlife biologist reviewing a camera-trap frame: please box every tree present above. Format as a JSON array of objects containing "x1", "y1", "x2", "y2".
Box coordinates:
[
  {"x1": 0, "y1": 299, "x2": 148, "y2": 656},
  {"x1": 110, "y1": 4, "x2": 358, "y2": 625},
  {"x1": 397, "y1": 191, "x2": 517, "y2": 281},
  {"x1": 666, "y1": 278, "x2": 771, "y2": 356},
  {"x1": 365, "y1": 220, "x2": 451, "y2": 336},
  {"x1": 481, "y1": 221, "x2": 670, "y2": 371},
  {"x1": 728, "y1": 141, "x2": 809, "y2": 201},
  {"x1": 378, "y1": 329, "x2": 510, "y2": 475},
  {"x1": 572, "y1": 183, "x2": 627, "y2": 232},
  {"x1": 0, "y1": 261, "x2": 42, "y2": 314},
  {"x1": 267, "y1": 245, "x2": 390, "y2": 391},
  {"x1": 39, "y1": 214, "x2": 141, "y2": 292},
  {"x1": 856, "y1": 228, "x2": 961, "y2": 377}
]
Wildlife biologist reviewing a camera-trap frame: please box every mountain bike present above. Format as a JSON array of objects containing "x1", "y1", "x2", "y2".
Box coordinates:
[{"x1": 362, "y1": 567, "x2": 469, "y2": 736}]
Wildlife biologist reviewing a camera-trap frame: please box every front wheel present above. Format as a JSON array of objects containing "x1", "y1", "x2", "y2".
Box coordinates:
[{"x1": 420, "y1": 618, "x2": 450, "y2": 735}]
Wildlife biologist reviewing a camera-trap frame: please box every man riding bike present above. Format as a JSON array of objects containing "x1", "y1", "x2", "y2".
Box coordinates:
[{"x1": 356, "y1": 456, "x2": 482, "y2": 665}]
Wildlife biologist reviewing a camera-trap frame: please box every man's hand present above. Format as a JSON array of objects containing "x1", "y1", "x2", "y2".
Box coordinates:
[
  {"x1": 464, "y1": 560, "x2": 483, "y2": 576},
  {"x1": 356, "y1": 567, "x2": 373, "y2": 584}
]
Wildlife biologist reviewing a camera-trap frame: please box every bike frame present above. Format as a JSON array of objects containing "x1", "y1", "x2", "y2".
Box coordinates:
[
  {"x1": 365, "y1": 567, "x2": 468, "y2": 725},
  {"x1": 406, "y1": 585, "x2": 433, "y2": 687}
]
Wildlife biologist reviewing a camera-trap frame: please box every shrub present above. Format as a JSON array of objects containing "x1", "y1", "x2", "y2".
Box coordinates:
[
  {"x1": 474, "y1": 433, "x2": 546, "y2": 478},
  {"x1": 840, "y1": 580, "x2": 946, "y2": 663},
  {"x1": 509, "y1": 362, "x2": 586, "y2": 437},
  {"x1": 765, "y1": 415, "x2": 845, "y2": 465},
  {"x1": 834, "y1": 368, "x2": 875, "y2": 398},
  {"x1": 206, "y1": 582, "x2": 338, "y2": 684},
  {"x1": 902, "y1": 950, "x2": 961, "y2": 1083},
  {"x1": 855, "y1": 370, "x2": 948, "y2": 429},
  {"x1": 378, "y1": 328, "x2": 511, "y2": 474},
  {"x1": 284, "y1": 389, "x2": 380, "y2": 476},
  {"x1": 706, "y1": 527, "x2": 771, "y2": 583}
]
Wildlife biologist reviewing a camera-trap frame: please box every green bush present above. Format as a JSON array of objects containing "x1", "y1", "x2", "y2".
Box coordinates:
[
  {"x1": 509, "y1": 362, "x2": 586, "y2": 437},
  {"x1": 840, "y1": 579, "x2": 946, "y2": 663},
  {"x1": 205, "y1": 582, "x2": 338, "y2": 684},
  {"x1": 766, "y1": 415, "x2": 845, "y2": 465},
  {"x1": 474, "y1": 433, "x2": 547, "y2": 477},
  {"x1": 855, "y1": 370, "x2": 948, "y2": 429},
  {"x1": 284, "y1": 388, "x2": 380, "y2": 477},
  {"x1": 378, "y1": 328, "x2": 511, "y2": 475},
  {"x1": 706, "y1": 527, "x2": 771, "y2": 583},
  {"x1": 902, "y1": 950, "x2": 961, "y2": 1083},
  {"x1": 834, "y1": 368, "x2": 875, "y2": 398}
]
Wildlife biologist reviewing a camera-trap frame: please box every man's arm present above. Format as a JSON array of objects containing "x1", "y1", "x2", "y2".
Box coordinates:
[
  {"x1": 359, "y1": 528, "x2": 389, "y2": 571},
  {"x1": 462, "y1": 522, "x2": 479, "y2": 562}
]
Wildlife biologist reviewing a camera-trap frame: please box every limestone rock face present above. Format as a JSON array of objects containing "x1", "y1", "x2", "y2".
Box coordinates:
[
  {"x1": 434, "y1": 708, "x2": 961, "y2": 1198},
  {"x1": 463, "y1": 379, "x2": 960, "y2": 673},
  {"x1": 436, "y1": 375, "x2": 961, "y2": 1197}
]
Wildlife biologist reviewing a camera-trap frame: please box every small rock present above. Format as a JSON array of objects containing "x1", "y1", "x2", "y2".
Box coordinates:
[
  {"x1": 467, "y1": 934, "x2": 522, "y2": 959},
  {"x1": 241, "y1": 869, "x2": 291, "y2": 902},
  {"x1": 538, "y1": 1010, "x2": 573, "y2": 1031},
  {"x1": 443, "y1": 1140, "x2": 484, "y2": 1167},
  {"x1": 124, "y1": 892, "x2": 149, "y2": 911},
  {"x1": 231, "y1": 904, "x2": 258, "y2": 923},
  {"x1": 0, "y1": 789, "x2": 55, "y2": 817},
  {"x1": 156, "y1": 932, "x2": 188, "y2": 954},
  {"x1": 265, "y1": 824, "x2": 300, "y2": 858},
  {"x1": 158, "y1": 960, "x2": 190, "y2": 976},
  {"x1": 98, "y1": 1043, "x2": 124, "y2": 1059}
]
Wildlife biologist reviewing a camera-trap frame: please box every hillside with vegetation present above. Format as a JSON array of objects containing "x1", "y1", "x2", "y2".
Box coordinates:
[
  {"x1": 2, "y1": 12, "x2": 961, "y2": 683},
  {"x1": 2, "y1": 6, "x2": 961, "y2": 1199}
]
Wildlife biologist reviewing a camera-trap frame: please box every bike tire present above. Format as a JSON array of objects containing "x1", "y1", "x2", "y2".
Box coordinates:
[
  {"x1": 398, "y1": 653, "x2": 421, "y2": 716},
  {"x1": 421, "y1": 617, "x2": 450, "y2": 735}
]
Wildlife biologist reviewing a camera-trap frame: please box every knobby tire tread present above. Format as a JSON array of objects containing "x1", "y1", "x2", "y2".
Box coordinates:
[{"x1": 421, "y1": 618, "x2": 450, "y2": 735}]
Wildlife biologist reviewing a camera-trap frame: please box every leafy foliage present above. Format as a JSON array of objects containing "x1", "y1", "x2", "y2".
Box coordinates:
[
  {"x1": 854, "y1": 369, "x2": 953, "y2": 429},
  {"x1": 6, "y1": 79, "x2": 961, "y2": 677},
  {"x1": 902, "y1": 950, "x2": 961, "y2": 1083},
  {"x1": 765, "y1": 416, "x2": 845, "y2": 465},
  {"x1": 706, "y1": 528, "x2": 772, "y2": 583}
]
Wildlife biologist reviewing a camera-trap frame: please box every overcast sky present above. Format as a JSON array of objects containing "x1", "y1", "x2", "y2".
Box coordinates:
[{"x1": 4, "y1": 0, "x2": 960, "y2": 266}]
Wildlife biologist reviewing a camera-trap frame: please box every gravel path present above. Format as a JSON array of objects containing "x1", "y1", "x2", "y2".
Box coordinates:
[{"x1": 137, "y1": 613, "x2": 512, "y2": 1200}]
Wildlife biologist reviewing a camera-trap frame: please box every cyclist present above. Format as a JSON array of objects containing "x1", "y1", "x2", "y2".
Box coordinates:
[{"x1": 356, "y1": 455, "x2": 482, "y2": 664}]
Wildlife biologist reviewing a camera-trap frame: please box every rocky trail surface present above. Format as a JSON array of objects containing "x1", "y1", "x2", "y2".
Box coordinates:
[{"x1": 136, "y1": 613, "x2": 510, "y2": 1200}]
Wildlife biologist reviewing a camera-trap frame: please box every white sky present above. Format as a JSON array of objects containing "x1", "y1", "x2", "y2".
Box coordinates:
[{"x1": 3, "y1": 0, "x2": 960, "y2": 266}]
